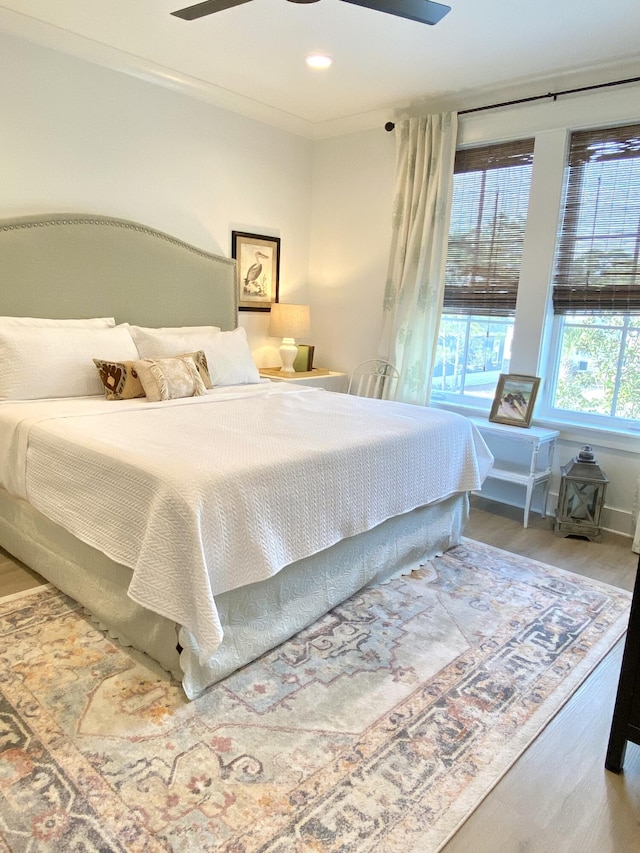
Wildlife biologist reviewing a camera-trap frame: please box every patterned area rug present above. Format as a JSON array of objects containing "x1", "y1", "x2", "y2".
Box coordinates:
[{"x1": 0, "y1": 539, "x2": 631, "y2": 852}]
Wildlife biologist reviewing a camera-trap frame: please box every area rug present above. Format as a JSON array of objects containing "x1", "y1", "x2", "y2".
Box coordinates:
[{"x1": 0, "y1": 539, "x2": 631, "y2": 853}]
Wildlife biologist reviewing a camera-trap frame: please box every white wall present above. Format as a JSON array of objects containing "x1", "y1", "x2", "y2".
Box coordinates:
[
  {"x1": 0, "y1": 31, "x2": 314, "y2": 367},
  {"x1": 309, "y1": 84, "x2": 640, "y2": 539},
  {"x1": 308, "y1": 128, "x2": 396, "y2": 372}
]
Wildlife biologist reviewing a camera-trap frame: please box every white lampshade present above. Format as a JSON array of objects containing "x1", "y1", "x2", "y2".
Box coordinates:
[
  {"x1": 268, "y1": 303, "x2": 311, "y2": 374},
  {"x1": 268, "y1": 303, "x2": 311, "y2": 340}
]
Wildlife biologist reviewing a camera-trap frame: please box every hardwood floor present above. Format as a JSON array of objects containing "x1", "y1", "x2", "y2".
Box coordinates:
[
  {"x1": 464, "y1": 496, "x2": 639, "y2": 594},
  {"x1": 0, "y1": 546, "x2": 47, "y2": 596},
  {"x1": 1, "y1": 497, "x2": 639, "y2": 851}
]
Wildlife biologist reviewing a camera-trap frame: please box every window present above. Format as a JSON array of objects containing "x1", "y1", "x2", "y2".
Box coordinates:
[
  {"x1": 547, "y1": 123, "x2": 640, "y2": 428},
  {"x1": 432, "y1": 139, "x2": 535, "y2": 405}
]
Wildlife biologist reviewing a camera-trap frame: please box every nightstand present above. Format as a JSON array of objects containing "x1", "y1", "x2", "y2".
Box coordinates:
[
  {"x1": 259, "y1": 367, "x2": 347, "y2": 393},
  {"x1": 469, "y1": 417, "x2": 559, "y2": 528}
]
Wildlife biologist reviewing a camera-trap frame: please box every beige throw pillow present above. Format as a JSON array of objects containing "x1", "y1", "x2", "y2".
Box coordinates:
[{"x1": 134, "y1": 355, "x2": 207, "y2": 402}]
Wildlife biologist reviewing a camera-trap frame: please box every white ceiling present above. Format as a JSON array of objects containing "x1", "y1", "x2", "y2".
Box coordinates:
[{"x1": 1, "y1": 0, "x2": 640, "y2": 138}]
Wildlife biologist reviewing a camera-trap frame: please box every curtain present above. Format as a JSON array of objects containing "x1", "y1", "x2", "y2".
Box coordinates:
[{"x1": 379, "y1": 113, "x2": 458, "y2": 405}]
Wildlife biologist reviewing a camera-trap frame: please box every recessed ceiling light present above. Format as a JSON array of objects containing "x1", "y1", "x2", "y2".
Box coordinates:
[{"x1": 305, "y1": 54, "x2": 333, "y2": 70}]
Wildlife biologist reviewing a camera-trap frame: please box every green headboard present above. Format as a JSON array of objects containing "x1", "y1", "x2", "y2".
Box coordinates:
[{"x1": 0, "y1": 213, "x2": 237, "y2": 330}]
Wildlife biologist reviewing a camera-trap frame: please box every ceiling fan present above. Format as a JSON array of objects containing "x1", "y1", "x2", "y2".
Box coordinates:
[{"x1": 172, "y1": 0, "x2": 451, "y2": 27}]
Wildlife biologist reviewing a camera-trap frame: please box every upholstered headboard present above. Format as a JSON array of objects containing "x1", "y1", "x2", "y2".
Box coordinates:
[{"x1": 0, "y1": 213, "x2": 237, "y2": 330}]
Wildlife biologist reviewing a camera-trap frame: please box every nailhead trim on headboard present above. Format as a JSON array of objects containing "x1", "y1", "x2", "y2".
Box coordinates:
[{"x1": 0, "y1": 215, "x2": 236, "y2": 266}]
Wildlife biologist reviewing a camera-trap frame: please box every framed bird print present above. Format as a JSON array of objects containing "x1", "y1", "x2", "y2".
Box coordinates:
[{"x1": 231, "y1": 231, "x2": 280, "y2": 312}]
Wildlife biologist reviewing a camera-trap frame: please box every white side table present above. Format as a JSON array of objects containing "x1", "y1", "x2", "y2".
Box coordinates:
[
  {"x1": 259, "y1": 367, "x2": 347, "y2": 393},
  {"x1": 469, "y1": 417, "x2": 559, "y2": 528}
]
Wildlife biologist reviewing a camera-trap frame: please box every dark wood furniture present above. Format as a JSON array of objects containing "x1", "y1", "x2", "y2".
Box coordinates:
[{"x1": 606, "y1": 555, "x2": 640, "y2": 772}]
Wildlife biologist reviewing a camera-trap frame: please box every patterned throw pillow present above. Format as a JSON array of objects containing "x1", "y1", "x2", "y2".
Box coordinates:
[
  {"x1": 134, "y1": 355, "x2": 207, "y2": 402},
  {"x1": 93, "y1": 350, "x2": 211, "y2": 400},
  {"x1": 93, "y1": 358, "x2": 145, "y2": 400}
]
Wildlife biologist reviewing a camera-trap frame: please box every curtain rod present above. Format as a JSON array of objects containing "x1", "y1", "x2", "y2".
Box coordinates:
[{"x1": 383, "y1": 75, "x2": 640, "y2": 131}]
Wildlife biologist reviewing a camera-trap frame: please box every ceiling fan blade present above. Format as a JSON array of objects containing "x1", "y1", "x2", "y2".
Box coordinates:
[
  {"x1": 172, "y1": 0, "x2": 253, "y2": 20},
  {"x1": 339, "y1": 0, "x2": 450, "y2": 25}
]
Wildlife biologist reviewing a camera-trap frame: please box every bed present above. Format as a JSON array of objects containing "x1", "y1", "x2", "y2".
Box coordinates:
[{"x1": 0, "y1": 213, "x2": 492, "y2": 699}]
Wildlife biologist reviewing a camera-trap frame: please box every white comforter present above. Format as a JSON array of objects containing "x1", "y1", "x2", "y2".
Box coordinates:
[{"x1": 0, "y1": 383, "x2": 492, "y2": 666}]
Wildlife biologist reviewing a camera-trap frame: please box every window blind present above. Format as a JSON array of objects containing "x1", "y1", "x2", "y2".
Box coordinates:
[
  {"x1": 444, "y1": 138, "x2": 535, "y2": 317},
  {"x1": 553, "y1": 122, "x2": 640, "y2": 315}
]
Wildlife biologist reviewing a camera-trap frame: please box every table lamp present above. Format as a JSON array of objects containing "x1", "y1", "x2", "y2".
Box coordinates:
[{"x1": 268, "y1": 303, "x2": 311, "y2": 374}]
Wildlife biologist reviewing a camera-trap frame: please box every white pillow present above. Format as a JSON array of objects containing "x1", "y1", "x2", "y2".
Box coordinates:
[
  {"x1": 0, "y1": 316, "x2": 116, "y2": 328},
  {"x1": 130, "y1": 324, "x2": 221, "y2": 335},
  {"x1": 202, "y1": 327, "x2": 261, "y2": 386},
  {"x1": 0, "y1": 325, "x2": 139, "y2": 400},
  {"x1": 128, "y1": 324, "x2": 221, "y2": 357},
  {"x1": 128, "y1": 325, "x2": 258, "y2": 386}
]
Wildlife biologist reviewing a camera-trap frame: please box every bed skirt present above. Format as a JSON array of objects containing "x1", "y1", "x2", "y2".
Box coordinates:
[{"x1": 0, "y1": 488, "x2": 468, "y2": 698}]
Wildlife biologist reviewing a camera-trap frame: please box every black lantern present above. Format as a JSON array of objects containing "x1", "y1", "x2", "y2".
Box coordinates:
[{"x1": 554, "y1": 446, "x2": 609, "y2": 542}]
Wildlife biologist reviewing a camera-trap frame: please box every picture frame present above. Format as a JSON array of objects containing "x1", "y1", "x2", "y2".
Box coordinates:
[
  {"x1": 489, "y1": 373, "x2": 541, "y2": 428},
  {"x1": 231, "y1": 231, "x2": 280, "y2": 312},
  {"x1": 293, "y1": 344, "x2": 314, "y2": 373}
]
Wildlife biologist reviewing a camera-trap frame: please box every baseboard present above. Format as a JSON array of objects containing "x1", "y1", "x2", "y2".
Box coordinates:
[{"x1": 473, "y1": 481, "x2": 634, "y2": 541}]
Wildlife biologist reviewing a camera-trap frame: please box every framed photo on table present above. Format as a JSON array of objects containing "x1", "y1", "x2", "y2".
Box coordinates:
[
  {"x1": 232, "y1": 231, "x2": 280, "y2": 312},
  {"x1": 489, "y1": 374, "x2": 540, "y2": 428}
]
